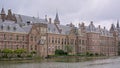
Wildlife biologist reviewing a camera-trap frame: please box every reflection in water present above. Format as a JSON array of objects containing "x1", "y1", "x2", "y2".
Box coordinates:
[{"x1": 0, "y1": 57, "x2": 120, "y2": 68}]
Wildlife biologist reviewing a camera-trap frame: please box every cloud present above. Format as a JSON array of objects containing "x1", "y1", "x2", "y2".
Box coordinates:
[{"x1": 0, "y1": 0, "x2": 120, "y2": 29}]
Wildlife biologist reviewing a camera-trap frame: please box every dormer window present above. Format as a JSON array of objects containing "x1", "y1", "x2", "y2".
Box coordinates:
[
  {"x1": 26, "y1": 21, "x2": 32, "y2": 25},
  {"x1": 13, "y1": 27, "x2": 16, "y2": 31},
  {"x1": 1, "y1": 25, "x2": 3, "y2": 30},
  {"x1": 7, "y1": 26, "x2": 10, "y2": 30}
]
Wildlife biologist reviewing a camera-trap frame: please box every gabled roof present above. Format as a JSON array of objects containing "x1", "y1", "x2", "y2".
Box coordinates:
[{"x1": 47, "y1": 23, "x2": 59, "y2": 34}]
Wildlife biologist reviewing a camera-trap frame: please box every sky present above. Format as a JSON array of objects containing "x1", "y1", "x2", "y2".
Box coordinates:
[{"x1": 0, "y1": 0, "x2": 120, "y2": 29}]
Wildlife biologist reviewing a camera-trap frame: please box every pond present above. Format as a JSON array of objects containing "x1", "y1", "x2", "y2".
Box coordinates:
[{"x1": 0, "y1": 56, "x2": 120, "y2": 68}]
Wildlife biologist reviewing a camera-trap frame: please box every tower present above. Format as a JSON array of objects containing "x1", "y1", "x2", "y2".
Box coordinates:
[
  {"x1": 6, "y1": 9, "x2": 13, "y2": 20},
  {"x1": 54, "y1": 12, "x2": 60, "y2": 24},
  {"x1": 117, "y1": 20, "x2": 119, "y2": 28},
  {"x1": 110, "y1": 24, "x2": 115, "y2": 33},
  {"x1": 0, "y1": 8, "x2": 6, "y2": 22}
]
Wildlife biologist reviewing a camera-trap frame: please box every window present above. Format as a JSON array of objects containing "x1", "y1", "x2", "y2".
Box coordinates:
[
  {"x1": 16, "y1": 35, "x2": 19, "y2": 40},
  {"x1": 4, "y1": 34, "x2": 6, "y2": 40},
  {"x1": 22, "y1": 45, "x2": 24, "y2": 49},
  {"x1": 34, "y1": 36, "x2": 37, "y2": 41},
  {"x1": 82, "y1": 40, "x2": 84, "y2": 45},
  {"x1": 79, "y1": 39, "x2": 81, "y2": 44},
  {"x1": 10, "y1": 34, "x2": 12, "y2": 40},
  {"x1": 62, "y1": 39, "x2": 64, "y2": 44},
  {"x1": 52, "y1": 37, "x2": 54, "y2": 43},
  {"x1": 35, "y1": 45, "x2": 37, "y2": 50},
  {"x1": 58, "y1": 38, "x2": 60, "y2": 44},
  {"x1": 30, "y1": 36, "x2": 33, "y2": 41},
  {"x1": 55, "y1": 38, "x2": 57, "y2": 43},
  {"x1": 49, "y1": 37, "x2": 50, "y2": 43},
  {"x1": 22, "y1": 36, "x2": 24, "y2": 41}
]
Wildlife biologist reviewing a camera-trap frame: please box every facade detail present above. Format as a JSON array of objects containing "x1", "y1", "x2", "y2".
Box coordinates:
[{"x1": 0, "y1": 8, "x2": 119, "y2": 57}]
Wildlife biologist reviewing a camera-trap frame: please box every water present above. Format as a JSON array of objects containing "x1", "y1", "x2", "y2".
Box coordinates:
[{"x1": 0, "y1": 57, "x2": 120, "y2": 68}]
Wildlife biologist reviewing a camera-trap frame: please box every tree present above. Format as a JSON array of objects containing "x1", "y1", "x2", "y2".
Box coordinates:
[
  {"x1": 2, "y1": 49, "x2": 13, "y2": 58},
  {"x1": 55, "y1": 49, "x2": 67, "y2": 55},
  {"x1": 64, "y1": 45, "x2": 73, "y2": 55},
  {"x1": 118, "y1": 41, "x2": 120, "y2": 55},
  {"x1": 30, "y1": 51, "x2": 37, "y2": 57},
  {"x1": 14, "y1": 49, "x2": 26, "y2": 58},
  {"x1": 0, "y1": 49, "x2": 2, "y2": 58}
]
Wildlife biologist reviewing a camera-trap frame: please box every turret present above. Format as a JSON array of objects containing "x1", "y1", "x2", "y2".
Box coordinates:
[{"x1": 0, "y1": 8, "x2": 6, "y2": 22}]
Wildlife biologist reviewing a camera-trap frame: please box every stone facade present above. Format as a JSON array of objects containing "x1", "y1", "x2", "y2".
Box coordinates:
[{"x1": 0, "y1": 8, "x2": 119, "y2": 57}]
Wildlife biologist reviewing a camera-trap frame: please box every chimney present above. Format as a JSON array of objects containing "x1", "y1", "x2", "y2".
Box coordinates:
[
  {"x1": 104, "y1": 26, "x2": 106, "y2": 29},
  {"x1": 78, "y1": 23, "x2": 81, "y2": 28},
  {"x1": 98, "y1": 25, "x2": 101, "y2": 29},
  {"x1": 91, "y1": 21, "x2": 93, "y2": 24},
  {"x1": 81, "y1": 22, "x2": 85, "y2": 27},
  {"x1": 49, "y1": 18, "x2": 52, "y2": 24}
]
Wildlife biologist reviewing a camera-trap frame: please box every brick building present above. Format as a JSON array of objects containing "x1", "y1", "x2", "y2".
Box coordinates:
[{"x1": 0, "y1": 8, "x2": 119, "y2": 57}]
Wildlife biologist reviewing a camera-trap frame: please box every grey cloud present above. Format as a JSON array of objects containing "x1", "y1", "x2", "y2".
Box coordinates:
[{"x1": 0, "y1": 0, "x2": 120, "y2": 27}]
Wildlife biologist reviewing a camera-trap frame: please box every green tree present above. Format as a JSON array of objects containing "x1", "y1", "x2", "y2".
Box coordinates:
[
  {"x1": 14, "y1": 49, "x2": 26, "y2": 58},
  {"x1": 0, "y1": 49, "x2": 2, "y2": 58},
  {"x1": 30, "y1": 51, "x2": 37, "y2": 57},
  {"x1": 118, "y1": 41, "x2": 120, "y2": 55},
  {"x1": 64, "y1": 45, "x2": 73, "y2": 55},
  {"x1": 55, "y1": 49, "x2": 67, "y2": 56},
  {"x1": 2, "y1": 49, "x2": 13, "y2": 58}
]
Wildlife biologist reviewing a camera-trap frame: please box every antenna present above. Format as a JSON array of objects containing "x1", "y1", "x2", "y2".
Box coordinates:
[
  {"x1": 37, "y1": 11, "x2": 39, "y2": 19},
  {"x1": 1, "y1": 0, "x2": 5, "y2": 8}
]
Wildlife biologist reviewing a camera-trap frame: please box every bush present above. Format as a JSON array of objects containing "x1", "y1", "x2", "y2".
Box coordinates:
[
  {"x1": 95, "y1": 53, "x2": 99, "y2": 56},
  {"x1": 55, "y1": 49, "x2": 68, "y2": 56},
  {"x1": 89, "y1": 53, "x2": 94, "y2": 56},
  {"x1": 86, "y1": 52, "x2": 94, "y2": 56},
  {"x1": 27, "y1": 54, "x2": 32, "y2": 58}
]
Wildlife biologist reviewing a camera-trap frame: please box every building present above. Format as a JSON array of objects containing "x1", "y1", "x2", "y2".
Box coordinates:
[{"x1": 0, "y1": 8, "x2": 119, "y2": 57}]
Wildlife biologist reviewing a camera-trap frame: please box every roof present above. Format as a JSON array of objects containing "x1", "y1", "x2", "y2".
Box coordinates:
[
  {"x1": 47, "y1": 23, "x2": 59, "y2": 34},
  {"x1": 15, "y1": 14, "x2": 47, "y2": 24},
  {"x1": 0, "y1": 20, "x2": 27, "y2": 34},
  {"x1": 57, "y1": 24, "x2": 71, "y2": 35}
]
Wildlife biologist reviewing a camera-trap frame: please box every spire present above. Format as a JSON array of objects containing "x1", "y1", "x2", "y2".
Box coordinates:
[
  {"x1": 1, "y1": 8, "x2": 5, "y2": 14},
  {"x1": 117, "y1": 20, "x2": 119, "y2": 28},
  {"x1": 54, "y1": 12, "x2": 60, "y2": 24},
  {"x1": 45, "y1": 15, "x2": 48, "y2": 22}
]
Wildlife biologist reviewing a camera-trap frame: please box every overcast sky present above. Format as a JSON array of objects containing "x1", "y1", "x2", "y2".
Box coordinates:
[{"x1": 0, "y1": 0, "x2": 120, "y2": 29}]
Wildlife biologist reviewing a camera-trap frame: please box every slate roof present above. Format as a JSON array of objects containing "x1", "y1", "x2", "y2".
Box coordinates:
[
  {"x1": 84, "y1": 22, "x2": 113, "y2": 37},
  {"x1": 15, "y1": 14, "x2": 47, "y2": 24},
  {"x1": 57, "y1": 24, "x2": 71, "y2": 35},
  {"x1": 0, "y1": 20, "x2": 27, "y2": 34},
  {"x1": 47, "y1": 23, "x2": 59, "y2": 34}
]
